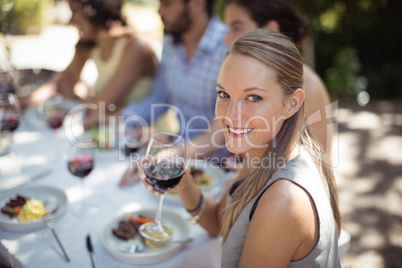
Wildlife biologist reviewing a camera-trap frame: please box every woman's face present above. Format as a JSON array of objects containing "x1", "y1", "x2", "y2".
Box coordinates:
[
  {"x1": 223, "y1": 3, "x2": 258, "y2": 46},
  {"x1": 69, "y1": 3, "x2": 97, "y2": 41},
  {"x1": 215, "y1": 54, "x2": 290, "y2": 157}
]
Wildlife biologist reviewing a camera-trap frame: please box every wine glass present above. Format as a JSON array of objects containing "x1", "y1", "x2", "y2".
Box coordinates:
[
  {"x1": 139, "y1": 132, "x2": 186, "y2": 242},
  {"x1": 41, "y1": 93, "x2": 67, "y2": 133},
  {"x1": 40, "y1": 93, "x2": 67, "y2": 161},
  {"x1": 0, "y1": 92, "x2": 20, "y2": 134},
  {"x1": 117, "y1": 124, "x2": 144, "y2": 186},
  {"x1": 0, "y1": 92, "x2": 21, "y2": 173},
  {"x1": 66, "y1": 139, "x2": 98, "y2": 216}
]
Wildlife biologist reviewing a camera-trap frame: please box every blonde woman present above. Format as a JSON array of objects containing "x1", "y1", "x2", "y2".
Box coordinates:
[
  {"x1": 141, "y1": 29, "x2": 341, "y2": 267},
  {"x1": 223, "y1": 0, "x2": 334, "y2": 163}
]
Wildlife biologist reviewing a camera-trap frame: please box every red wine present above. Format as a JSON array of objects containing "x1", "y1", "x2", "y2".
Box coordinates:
[
  {"x1": 145, "y1": 162, "x2": 184, "y2": 193},
  {"x1": 45, "y1": 107, "x2": 65, "y2": 130},
  {"x1": 120, "y1": 137, "x2": 140, "y2": 156},
  {"x1": 68, "y1": 156, "x2": 94, "y2": 178},
  {"x1": 122, "y1": 145, "x2": 139, "y2": 156},
  {"x1": 1, "y1": 115, "x2": 19, "y2": 132},
  {"x1": 46, "y1": 115, "x2": 64, "y2": 130}
]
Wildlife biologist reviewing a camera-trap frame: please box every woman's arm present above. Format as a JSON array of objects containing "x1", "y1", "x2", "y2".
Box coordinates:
[
  {"x1": 56, "y1": 42, "x2": 92, "y2": 100},
  {"x1": 239, "y1": 179, "x2": 318, "y2": 267},
  {"x1": 29, "y1": 42, "x2": 90, "y2": 106},
  {"x1": 186, "y1": 119, "x2": 226, "y2": 159},
  {"x1": 90, "y1": 36, "x2": 157, "y2": 108}
]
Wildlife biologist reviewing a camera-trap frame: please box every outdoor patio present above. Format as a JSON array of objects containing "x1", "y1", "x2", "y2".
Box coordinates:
[{"x1": 1, "y1": 2, "x2": 401, "y2": 267}]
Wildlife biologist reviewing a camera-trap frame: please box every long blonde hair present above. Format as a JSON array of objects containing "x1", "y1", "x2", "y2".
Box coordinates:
[{"x1": 220, "y1": 29, "x2": 341, "y2": 242}]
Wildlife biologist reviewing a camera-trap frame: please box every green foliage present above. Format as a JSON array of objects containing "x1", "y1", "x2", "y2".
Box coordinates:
[
  {"x1": 292, "y1": 0, "x2": 402, "y2": 99},
  {"x1": 324, "y1": 47, "x2": 364, "y2": 99},
  {"x1": 0, "y1": 0, "x2": 52, "y2": 35},
  {"x1": 217, "y1": 0, "x2": 402, "y2": 99}
]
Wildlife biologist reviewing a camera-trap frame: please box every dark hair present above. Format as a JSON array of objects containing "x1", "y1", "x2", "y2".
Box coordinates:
[
  {"x1": 81, "y1": 0, "x2": 127, "y2": 30},
  {"x1": 226, "y1": 0, "x2": 308, "y2": 45}
]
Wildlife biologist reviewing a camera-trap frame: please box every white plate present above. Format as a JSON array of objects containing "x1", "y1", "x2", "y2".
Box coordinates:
[
  {"x1": 102, "y1": 208, "x2": 190, "y2": 265},
  {"x1": 165, "y1": 160, "x2": 226, "y2": 204},
  {"x1": 0, "y1": 186, "x2": 68, "y2": 233}
]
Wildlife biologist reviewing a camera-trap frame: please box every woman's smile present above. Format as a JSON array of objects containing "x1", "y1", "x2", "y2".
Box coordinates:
[{"x1": 227, "y1": 125, "x2": 254, "y2": 137}]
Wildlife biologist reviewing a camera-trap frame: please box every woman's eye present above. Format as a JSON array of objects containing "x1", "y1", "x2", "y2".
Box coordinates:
[
  {"x1": 218, "y1": 91, "x2": 230, "y2": 99},
  {"x1": 231, "y1": 26, "x2": 243, "y2": 34},
  {"x1": 247, "y1": 95, "x2": 262, "y2": 102}
]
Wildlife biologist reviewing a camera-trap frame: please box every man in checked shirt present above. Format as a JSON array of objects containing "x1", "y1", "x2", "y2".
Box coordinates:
[{"x1": 119, "y1": 0, "x2": 230, "y2": 185}]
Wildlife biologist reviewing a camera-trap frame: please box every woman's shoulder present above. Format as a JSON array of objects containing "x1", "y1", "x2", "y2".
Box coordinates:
[
  {"x1": 250, "y1": 179, "x2": 317, "y2": 256},
  {"x1": 114, "y1": 30, "x2": 156, "y2": 58},
  {"x1": 303, "y1": 65, "x2": 327, "y2": 94},
  {"x1": 302, "y1": 64, "x2": 331, "y2": 115},
  {"x1": 258, "y1": 179, "x2": 312, "y2": 214}
]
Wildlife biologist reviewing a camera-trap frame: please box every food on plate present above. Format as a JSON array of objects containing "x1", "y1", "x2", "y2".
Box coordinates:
[
  {"x1": 1, "y1": 194, "x2": 29, "y2": 218},
  {"x1": 17, "y1": 198, "x2": 48, "y2": 221},
  {"x1": 90, "y1": 125, "x2": 113, "y2": 149},
  {"x1": 112, "y1": 214, "x2": 154, "y2": 241},
  {"x1": 190, "y1": 166, "x2": 213, "y2": 186}
]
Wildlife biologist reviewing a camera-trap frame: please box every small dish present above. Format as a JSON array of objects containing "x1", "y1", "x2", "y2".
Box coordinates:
[{"x1": 101, "y1": 208, "x2": 190, "y2": 265}]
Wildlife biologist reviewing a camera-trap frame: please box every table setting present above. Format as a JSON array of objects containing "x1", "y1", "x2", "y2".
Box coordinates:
[{"x1": 0, "y1": 95, "x2": 225, "y2": 268}]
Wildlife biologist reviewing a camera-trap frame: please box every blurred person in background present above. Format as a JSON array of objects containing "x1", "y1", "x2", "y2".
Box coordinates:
[
  {"x1": 223, "y1": 0, "x2": 334, "y2": 164},
  {"x1": 119, "y1": 0, "x2": 230, "y2": 186},
  {"x1": 30, "y1": 0, "x2": 173, "y2": 130}
]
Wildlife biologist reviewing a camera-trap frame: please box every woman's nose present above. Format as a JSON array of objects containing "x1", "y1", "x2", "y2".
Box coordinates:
[{"x1": 226, "y1": 101, "x2": 243, "y2": 123}]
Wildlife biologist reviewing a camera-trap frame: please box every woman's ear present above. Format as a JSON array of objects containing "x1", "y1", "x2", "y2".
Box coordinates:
[
  {"x1": 263, "y1": 20, "x2": 280, "y2": 32},
  {"x1": 285, "y1": 88, "x2": 304, "y2": 119}
]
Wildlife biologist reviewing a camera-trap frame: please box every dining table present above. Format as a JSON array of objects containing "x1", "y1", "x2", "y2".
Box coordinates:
[{"x1": 0, "y1": 107, "x2": 225, "y2": 268}]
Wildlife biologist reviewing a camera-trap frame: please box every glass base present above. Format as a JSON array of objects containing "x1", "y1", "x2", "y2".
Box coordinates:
[
  {"x1": 139, "y1": 222, "x2": 173, "y2": 242},
  {"x1": 71, "y1": 202, "x2": 99, "y2": 217}
]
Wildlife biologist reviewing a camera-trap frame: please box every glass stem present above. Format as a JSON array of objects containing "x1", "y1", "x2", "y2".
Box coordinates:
[
  {"x1": 154, "y1": 193, "x2": 165, "y2": 229},
  {"x1": 81, "y1": 179, "x2": 86, "y2": 213}
]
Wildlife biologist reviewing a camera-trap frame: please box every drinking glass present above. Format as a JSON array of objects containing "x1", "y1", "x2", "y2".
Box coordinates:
[
  {"x1": 0, "y1": 93, "x2": 21, "y2": 171},
  {"x1": 66, "y1": 140, "x2": 98, "y2": 216},
  {"x1": 0, "y1": 92, "x2": 20, "y2": 134},
  {"x1": 117, "y1": 124, "x2": 143, "y2": 186},
  {"x1": 139, "y1": 132, "x2": 186, "y2": 242},
  {"x1": 40, "y1": 93, "x2": 67, "y2": 133}
]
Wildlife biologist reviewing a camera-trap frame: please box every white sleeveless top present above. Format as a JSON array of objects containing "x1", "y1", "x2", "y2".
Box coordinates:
[{"x1": 222, "y1": 147, "x2": 340, "y2": 268}]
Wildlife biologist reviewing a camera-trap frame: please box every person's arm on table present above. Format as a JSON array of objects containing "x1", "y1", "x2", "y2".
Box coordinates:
[
  {"x1": 29, "y1": 42, "x2": 91, "y2": 105},
  {"x1": 186, "y1": 119, "x2": 226, "y2": 159},
  {"x1": 88, "y1": 36, "x2": 157, "y2": 113}
]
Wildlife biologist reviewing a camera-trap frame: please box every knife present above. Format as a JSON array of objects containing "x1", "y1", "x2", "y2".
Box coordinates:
[{"x1": 86, "y1": 234, "x2": 98, "y2": 268}]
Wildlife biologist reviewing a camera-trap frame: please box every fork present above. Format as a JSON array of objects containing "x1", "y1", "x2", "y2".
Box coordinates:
[{"x1": 44, "y1": 206, "x2": 70, "y2": 262}]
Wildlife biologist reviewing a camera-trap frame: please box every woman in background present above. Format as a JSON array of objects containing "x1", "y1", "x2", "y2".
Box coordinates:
[
  {"x1": 223, "y1": 0, "x2": 334, "y2": 162},
  {"x1": 31, "y1": 0, "x2": 160, "y2": 128}
]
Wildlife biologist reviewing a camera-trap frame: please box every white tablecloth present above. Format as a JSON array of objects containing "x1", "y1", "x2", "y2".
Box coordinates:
[{"x1": 0, "y1": 117, "x2": 223, "y2": 268}]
